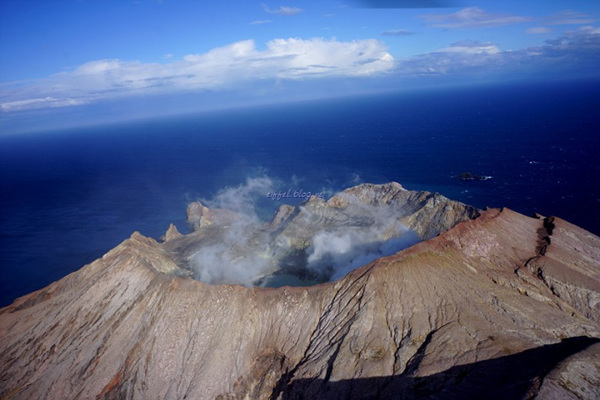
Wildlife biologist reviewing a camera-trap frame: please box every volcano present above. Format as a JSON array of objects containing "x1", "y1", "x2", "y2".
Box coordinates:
[{"x1": 1, "y1": 183, "x2": 599, "y2": 399}]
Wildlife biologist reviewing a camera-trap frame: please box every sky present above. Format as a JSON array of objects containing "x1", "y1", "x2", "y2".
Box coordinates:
[{"x1": 1, "y1": 0, "x2": 599, "y2": 133}]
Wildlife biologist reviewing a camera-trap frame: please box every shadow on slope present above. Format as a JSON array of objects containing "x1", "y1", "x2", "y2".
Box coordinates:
[{"x1": 278, "y1": 336, "x2": 599, "y2": 400}]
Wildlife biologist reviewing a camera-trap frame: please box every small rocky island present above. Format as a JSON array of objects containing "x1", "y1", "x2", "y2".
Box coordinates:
[
  {"x1": 456, "y1": 171, "x2": 492, "y2": 181},
  {"x1": 1, "y1": 182, "x2": 599, "y2": 399}
]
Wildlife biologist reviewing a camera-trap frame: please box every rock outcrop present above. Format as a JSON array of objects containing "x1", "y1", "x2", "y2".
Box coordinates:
[{"x1": 1, "y1": 183, "x2": 599, "y2": 399}]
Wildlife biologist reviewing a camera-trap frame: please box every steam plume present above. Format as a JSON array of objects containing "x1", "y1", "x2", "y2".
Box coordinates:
[{"x1": 188, "y1": 177, "x2": 420, "y2": 285}]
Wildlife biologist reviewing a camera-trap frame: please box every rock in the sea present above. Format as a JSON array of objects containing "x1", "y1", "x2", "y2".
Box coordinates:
[
  {"x1": 457, "y1": 172, "x2": 491, "y2": 181},
  {"x1": 1, "y1": 183, "x2": 599, "y2": 399}
]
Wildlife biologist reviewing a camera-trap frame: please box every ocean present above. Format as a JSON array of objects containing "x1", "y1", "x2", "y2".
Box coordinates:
[{"x1": 1, "y1": 79, "x2": 599, "y2": 306}]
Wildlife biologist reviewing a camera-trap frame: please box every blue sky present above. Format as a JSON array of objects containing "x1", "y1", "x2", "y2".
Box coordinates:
[{"x1": 1, "y1": 0, "x2": 599, "y2": 133}]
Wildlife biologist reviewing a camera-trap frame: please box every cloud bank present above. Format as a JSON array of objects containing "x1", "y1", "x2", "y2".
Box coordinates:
[
  {"x1": 1, "y1": 21, "x2": 599, "y2": 117},
  {"x1": 395, "y1": 26, "x2": 600, "y2": 77},
  {"x1": 0, "y1": 38, "x2": 393, "y2": 112}
]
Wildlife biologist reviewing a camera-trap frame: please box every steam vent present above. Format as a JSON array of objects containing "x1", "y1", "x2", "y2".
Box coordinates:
[{"x1": 1, "y1": 183, "x2": 599, "y2": 399}]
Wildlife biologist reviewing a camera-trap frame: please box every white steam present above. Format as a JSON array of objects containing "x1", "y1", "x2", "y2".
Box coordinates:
[
  {"x1": 204, "y1": 176, "x2": 274, "y2": 220},
  {"x1": 190, "y1": 177, "x2": 277, "y2": 285},
  {"x1": 192, "y1": 244, "x2": 272, "y2": 285},
  {"x1": 304, "y1": 190, "x2": 420, "y2": 281},
  {"x1": 188, "y1": 176, "x2": 420, "y2": 286},
  {"x1": 307, "y1": 226, "x2": 419, "y2": 281}
]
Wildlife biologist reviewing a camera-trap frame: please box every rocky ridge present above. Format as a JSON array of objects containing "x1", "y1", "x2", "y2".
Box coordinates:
[{"x1": 0, "y1": 183, "x2": 599, "y2": 399}]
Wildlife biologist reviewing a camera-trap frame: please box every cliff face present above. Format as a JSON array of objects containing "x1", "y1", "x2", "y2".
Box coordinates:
[{"x1": 1, "y1": 184, "x2": 599, "y2": 400}]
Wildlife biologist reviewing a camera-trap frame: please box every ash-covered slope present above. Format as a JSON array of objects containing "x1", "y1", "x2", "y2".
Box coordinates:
[{"x1": 1, "y1": 184, "x2": 600, "y2": 400}]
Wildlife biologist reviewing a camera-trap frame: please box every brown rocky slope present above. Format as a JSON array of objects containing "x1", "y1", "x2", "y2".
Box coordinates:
[{"x1": 1, "y1": 184, "x2": 599, "y2": 399}]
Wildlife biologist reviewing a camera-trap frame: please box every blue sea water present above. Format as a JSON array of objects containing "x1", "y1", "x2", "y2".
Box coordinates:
[{"x1": 1, "y1": 79, "x2": 599, "y2": 306}]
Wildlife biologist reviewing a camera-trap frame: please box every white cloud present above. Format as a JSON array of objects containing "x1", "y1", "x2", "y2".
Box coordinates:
[
  {"x1": 579, "y1": 25, "x2": 600, "y2": 34},
  {"x1": 3, "y1": 27, "x2": 599, "y2": 116},
  {"x1": 420, "y1": 7, "x2": 532, "y2": 29},
  {"x1": 261, "y1": 3, "x2": 303, "y2": 16},
  {"x1": 544, "y1": 10, "x2": 596, "y2": 26},
  {"x1": 527, "y1": 27, "x2": 552, "y2": 35},
  {"x1": 0, "y1": 97, "x2": 88, "y2": 111},
  {"x1": 0, "y1": 38, "x2": 393, "y2": 112},
  {"x1": 250, "y1": 19, "x2": 272, "y2": 25},
  {"x1": 381, "y1": 29, "x2": 415, "y2": 36},
  {"x1": 392, "y1": 40, "x2": 503, "y2": 76},
  {"x1": 440, "y1": 41, "x2": 500, "y2": 54},
  {"x1": 395, "y1": 27, "x2": 600, "y2": 77}
]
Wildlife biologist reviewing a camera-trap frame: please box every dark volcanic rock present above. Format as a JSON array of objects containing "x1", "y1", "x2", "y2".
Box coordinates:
[{"x1": 1, "y1": 183, "x2": 599, "y2": 399}]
